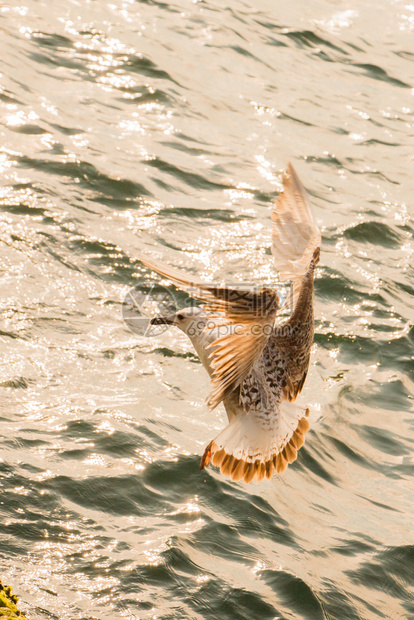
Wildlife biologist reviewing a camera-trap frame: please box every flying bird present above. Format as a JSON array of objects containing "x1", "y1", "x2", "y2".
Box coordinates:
[{"x1": 141, "y1": 163, "x2": 321, "y2": 483}]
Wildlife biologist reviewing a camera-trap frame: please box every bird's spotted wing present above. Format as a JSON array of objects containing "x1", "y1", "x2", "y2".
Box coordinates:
[
  {"x1": 272, "y1": 162, "x2": 321, "y2": 313},
  {"x1": 140, "y1": 256, "x2": 279, "y2": 409}
]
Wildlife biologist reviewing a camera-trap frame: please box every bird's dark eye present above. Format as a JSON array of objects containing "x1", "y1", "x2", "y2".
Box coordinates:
[{"x1": 177, "y1": 313, "x2": 184, "y2": 320}]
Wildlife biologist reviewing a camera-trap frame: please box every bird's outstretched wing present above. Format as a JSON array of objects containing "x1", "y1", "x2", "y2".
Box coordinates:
[
  {"x1": 139, "y1": 256, "x2": 279, "y2": 409},
  {"x1": 272, "y1": 162, "x2": 321, "y2": 313}
]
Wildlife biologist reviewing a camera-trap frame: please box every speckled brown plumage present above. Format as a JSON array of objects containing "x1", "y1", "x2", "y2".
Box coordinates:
[{"x1": 142, "y1": 163, "x2": 321, "y2": 483}]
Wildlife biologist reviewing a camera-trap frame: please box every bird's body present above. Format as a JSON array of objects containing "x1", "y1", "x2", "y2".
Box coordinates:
[{"x1": 142, "y1": 163, "x2": 321, "y2": 483}]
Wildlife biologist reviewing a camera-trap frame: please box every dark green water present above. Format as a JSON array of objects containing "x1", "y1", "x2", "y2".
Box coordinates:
[{"x1": 0, "y1": 1, "x2": 413, "y2": 618}]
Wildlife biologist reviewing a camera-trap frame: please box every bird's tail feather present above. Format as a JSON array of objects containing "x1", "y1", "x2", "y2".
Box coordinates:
[{"x1": 200, "y1": 403, "x2": 310, "y2": 483}]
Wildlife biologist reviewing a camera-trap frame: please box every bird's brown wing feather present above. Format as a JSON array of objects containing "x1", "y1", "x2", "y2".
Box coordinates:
[
  {"x1": 140, "y1": 256, "x2": 279, "y2": 409},
  {"x1": 272, "y1": 162, "x2": 321, "y2": 313}
]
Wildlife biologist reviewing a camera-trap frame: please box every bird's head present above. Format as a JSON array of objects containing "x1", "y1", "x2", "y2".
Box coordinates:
[{"x1": 150, "y1": 306, "x2": 207, "y2": 338}]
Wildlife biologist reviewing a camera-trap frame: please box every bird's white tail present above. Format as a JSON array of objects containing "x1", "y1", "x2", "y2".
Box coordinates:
[{"x1": 200, "y1": 403, "x2": 310, "y2": 483}]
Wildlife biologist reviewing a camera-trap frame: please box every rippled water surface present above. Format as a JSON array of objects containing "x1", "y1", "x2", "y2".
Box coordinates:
[{"x1": 1, "y1": 1, "x2": 413, "y2": 618}]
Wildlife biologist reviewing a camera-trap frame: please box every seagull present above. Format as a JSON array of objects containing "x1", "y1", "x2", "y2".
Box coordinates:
[{"x1": 140, "y1": 163, "x2": 321, "y2": 483}]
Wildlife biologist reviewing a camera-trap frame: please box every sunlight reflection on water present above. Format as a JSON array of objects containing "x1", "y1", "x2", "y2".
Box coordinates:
[{"x1": 0, "y1": 0, "x2": 413, "y2": 618}]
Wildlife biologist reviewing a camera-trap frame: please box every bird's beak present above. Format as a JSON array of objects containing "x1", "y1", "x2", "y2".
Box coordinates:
[{"x1": 150, "y1": 314, "x2": 175, "y2": 326}]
